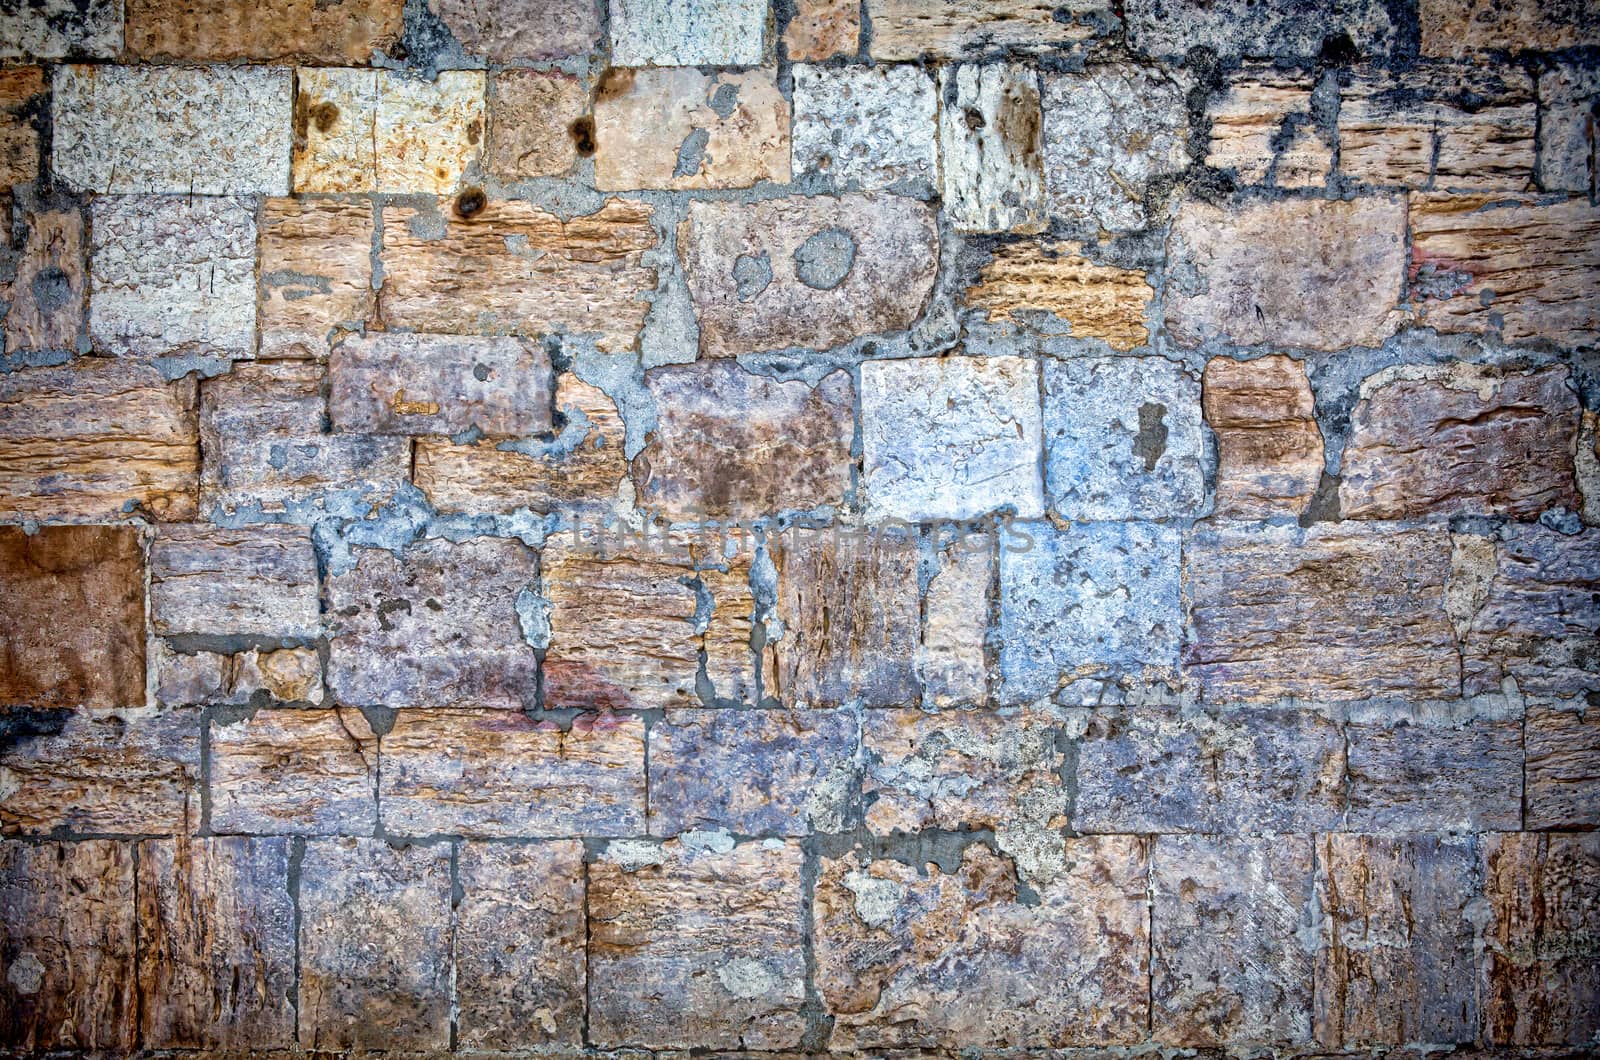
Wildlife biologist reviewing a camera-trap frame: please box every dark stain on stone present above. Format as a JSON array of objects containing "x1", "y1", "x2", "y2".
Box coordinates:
[
  {"x1": 30, "y1": 265, "x2": 72, "y2": 312},
  {"x1": 708, "y1": 81, "x2": 740, "y2": 119},
  {"x1": 466, "y1": 117, "x2": 482, "y2": 145},
  {"x1": 376, "y1": 597, "x2": 413, "y2": 631},
  {"x1": 312, "y1": 101, "x2": 340, "y2": 133},
  {"x1": 595, "y1": 67, "x2": 635, "y2": 103},
  {"x1": 570, "y1": 116, "x2": 596, "y2": 156},
  {"x1": 0, "y1": 707, "x2": 72, "y2": 755},
  {"x1": 673, "y1": 127, "x2": 710, "y2": 179},
  {"x1": 963, "y1": 106, "x2": 986, "y2": 131},
  {"x1": 1134, "y1": 402, "x2": 1168, "y2": 472},
  {"x1": 473, "y1": 362, "x2": 491, "y2": 381},
  {"x1": 1299, "y1": 471, "x2": 1343, "y2": 527},
  {"x1": 454, "y1": 186, "x2": 487, "y2": 219},
  {"x1": 794, "y1": 227, "x2": 856, "y2": 291},
  {"x1": 733, "y1": 251, "x2": 772, "y2": 302}
]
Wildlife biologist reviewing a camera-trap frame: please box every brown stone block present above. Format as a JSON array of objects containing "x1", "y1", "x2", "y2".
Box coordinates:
[
  {"x1": 1527, "y1": 699, "x2": 1600, "y2": 830},
  {"x1": 430, "y1": 0, "x2": 600, "y2": 61},
  {"x1": 919, "y1": 534, "x2": 992, "y2": 707},
  {"x1": 1345, "y1": 707, "x2": 1523, "y2": 832},
  {"x1": 784, "y1": 0, "x2": 858, "y2": 59},
  {"x1": 208, "y1": 708, "x2": 377, "y2": 835},
  {"x1": 257, "y1": 198, "x2": 374, "y2": 360},
  {"x1": 1204, "y1": 69, "x2": 1330, "y2": 187},
  {"x1": 487, "y1": 70, "x2": 588, "y2": 180},
  {"x1": 1420, "y1": 0, "x2": 1600, "y2": 55},
  {"x1": 1202, "y1": 355, "x2": 1324, "y2": 518},
  {"x1": 125, "y1": 0, "x2": 403, "y2": 61},
  {"x1": 5, "y1": 206, "x2": 87, "y2": 356},
  {"x1": 150, "y1": 524, "x2": 320, "y2": 639},
  {"x1": 0, "y1": 67, "x2": 43, "y2": 187},
  {"x1": 967, "y1": 241, "x2": 1152, "y2": 351},
  {"x1": 867, "y1": 0, "x2": 1100, "y2": 59}
]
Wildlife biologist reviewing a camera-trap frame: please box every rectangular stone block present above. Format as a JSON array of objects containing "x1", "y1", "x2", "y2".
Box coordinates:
[
  {"x1": 329, "y1": 333, "x2": 554, "y2": 437},
  {"x1": 785, "y1": 0, "x2": 859, "y2": 60},
  {"x1": 125, "y1": 0, "x2": 404, "y2": 61},
  {"x1": 228, "y1": 646, "x2": 324, "y2": 705},
  {"x1": 1526, "y1": 699, "x2": 1600, "y2": 829},
  {"x1": 1127, "y1": 0, "x2": 1398, "y2": 59},
  {"x1": 609, "y1": 0, "x2": 767, "y2": 65},
  {"x1": 919, "y1": 533, "x2": 993, "y2": 707},
  {"x1": 0, "y1": 0, "x2": 120, "y2": 59},
  {"x1": 4, "y1": 206, "x2": 86, "y2": 357},
  {"x1": 1203, "y1": 69, "x2": 1330, "y2": 187},
  {"x1": 1345, "y1": 706, "x2": 1523, "y2": 832},
  {"x1": 425, "y1": 0, "x2": 598, "y2": 61},
  {"x1": 792, "y1": 65, "x2": 937, "y2": 190},
  {"x1": 486, "y1": 69, "x2": 587, "y2": 180},
  {"x1": 1202, "y1": 354, "x2": 1324, "y2": 519},
  {"x1": 209, "y1": 708, "x2": 377, "y2": 835},
  {"x1": 150, "y1": 524, "x2": 320, "y2": 638},
  {"x1": 1421, "y1": 0, "x2": 1600, "y2": 55},
  {"x1": 940, "y1": 63, "x2": 1044, "y2": 233},
  {"x1": 257, "y1": 198, "x2": 374, "y2": 360},
  {"x1": 53, "y1": 65, "x2": 292, "y2": 194},
  {"x1": 1538, "y1": 64, "x2": 1599, "y2": 195},
  {"x1": 379, "y1": 710, "x2": 645, "y2": 837},
  {"x1": 967, "y1": 241, "x2": 1152, "y2": 350},
  {"x1": 868, "y1": 0, "x2": 1103, "y2": 59},
  {"x1": 0, "y1": 67, "x2": 43, "y2": 188}
]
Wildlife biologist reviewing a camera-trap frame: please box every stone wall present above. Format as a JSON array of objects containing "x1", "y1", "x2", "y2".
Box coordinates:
[{"x1": 1, "y1": 0, "x2": 1598, "y2": 1054}]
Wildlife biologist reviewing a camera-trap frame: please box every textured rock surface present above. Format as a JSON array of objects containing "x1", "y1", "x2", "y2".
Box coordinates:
[
  {"x1": 1204, "y1": 69, "x2": 1330, "y2": 187},
  {"x1": 208, "y1": 708, "x2": 378, "y2": 835},
  {"x1": 256, "y1": 198, "x2": 373, "y2": 360},
  {"x1": 919, "y1": 535, "x2": 992, "y2": 707},
  {"x1": 1421, "y1": 0, "x2": 1600, "y2": 55},
  {"x1": 431, "y1": 0, "x2": 599, "y2": 61},
  {"x1": 967, "y1": 241, "x2": 1151, "y2": 349},
  {"x1": 124, "y1": 0, "x2": 403, "y2": 61},
  {"x1": 1126, "y1": 0, "x2": 1398, "y2": 58},
  {"x1": 939, "y1": 63, "x2": 1044, "y2": 233},
  {"x1": 1526, "y1": 699, "x2": 1600, "y2": 829},
  {"x1": 0, "y1": 69, "x2": 44, "y2": 186},
  {"x1": 784, "y1": 0, "x2": 858, "y2": 60},
  {"x1": 792, "y1": 64, "x2": 937, "y2": 189},
  {"x1": 1202, "y1": 354, "x2": 1324, "y2": 518},
  {"x1": 486, "y1": 70, "x2": 587, "y2": 180},
  {"x1": 4, "y1": 205, "x2": 86, "y2": 356},
  {"x1": 150, "y1": 524, "x2": 320, "y2": 638},
  {"x1": 0, "y1": 0, "x2": 121, "y2": 59},
  {"x1": 868, "y1": 0, "x2": 1103, "y2": 59},
  {"x1": 1538, "y1": 64, "x2": 1600, "y2": 194},
  {"x1": 1345, "y1": 708, "x2": 1523, "y2": 831},
  {"x1": 609, "y1": 0, "x2": 767, "y2": 65}
]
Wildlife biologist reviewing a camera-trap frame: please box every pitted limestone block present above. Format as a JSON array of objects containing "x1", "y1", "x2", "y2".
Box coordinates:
[
  {"x1": 1421, "y1": 0, "x2": 1600, "y2": 55},
  {"x1": 784, "y1": 0, "x2": 858, "y2": 59},
  {"x1": 0, "y1": 67, "x2": 44, "y2": 186},
  {"x1": 861, "y1": 356, "x2": 1044, "y2": 522},
  {"x1": 154, "y1": 645, "x2": 228, "y2": 706},
  {"x1": 999, "y1": 521, "x2": 1182, "y2": 704},
  {"x1": 792, "y1": 65, "x2": 937, "y2": 190},
  {"x1": 0, "y1": 841, "x2": 135, "y2": 1052},
  {"x1": 209, "y1": 708, "x2": 377, "y2": 835},
  {"x1": 939, "y1": 63, "x2": 1044, "y2": 233},
  {"x1": 257, "y1": 198, "x2": 374, "y2": 360},
  {"x1": 4, "y1": 206, "x2": 86, "y2": 356},
  {"x1": 1204, "y1": 69, "x2": 1330, "y2": 187},
  {"x1": 125, "y1": 0, "x2": 403, "y2": 61},
  {"x1": 297, "y1": 838, "x2": 453, "y2": 1052},
  {"x1": 1152, "y1": 835, "x2": 1313, "y2": 1046},
  {"x1": 0, "y1": 525, "x2": 145, "y2": 709},
  {"x1": 1539, "y1": 64, "x2": 1600, "y2": 195},
  {"x1": 0, "y1": 0, "x2": 121, "y2": 59},
  {"x1": 680, "y1": 193, "x2": 937, "y2": 356},
  {"x1": 430, "y1": 0, "x2": 599, "y2": 61},
  {"x1": 1166, "y1": 196, "x2": 1408, "y2": 350},
  {"x1": 867, "y1": 0, "x2": 1106, "y2": 60},
  {"x1": 1075, "y1": 705, "x2": 1345, "y2": 833},
  {"x1": 1202, "y1": 355, "x2": 1324, "y2": 519},
  {"x1": 53, "y1": 65, "x2": 291, "y2": 194},
  {"x1": 150, "y1": 525, "x2": 320, "y2": 638},
  {"x1": 1527, "y1": 699, "x2": 1600, "y2": 829},
  {"x1": 920, "y1": 534, "x2": 993, "y2": 707},
  {"x1": 610, "y1": 0, "x2": 765, "y2": 65},
  {"x1": 135, "y1": 836, "x2": 296, "y2": 1051},
  {"x1": 229, "y1": 647, "x2": 323, "y2": 705},
  {"x1": 589, "y1": 837, "x2": 807, "y2": 1050},
  {"x1": 89, "y1": 195, "x2": 255, "y2": 360},
  {"x1": 1345, "y1": 707, "x2": 1523, "y2": 832},
  {"x1": 487, "y1": 70, "x2": 588, "y2": 180},
  {"x1": 816, "y1": 837, "x2": 1149, "y2": 1049},
  {"x1": 1043, "y1": 356, "x2": 1205, "y2": 520},
  {"x1": 1126, "y1": 0, "x2": 1398, "y2": 59},
  {"x1": 1042, "y1": 63, "x2": 1190, "y2": 232},
  {"x1": 967, "y1": 241, "x2": 1152, "y2": 350}
]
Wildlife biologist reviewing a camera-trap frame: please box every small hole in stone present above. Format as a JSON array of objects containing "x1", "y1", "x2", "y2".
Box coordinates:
[
  {"x1": 571, "y1": 117, "x2": 596, "y2": 156},
  {"x1": 455, "y1": 187, "x2": 487, "y2": 219}
]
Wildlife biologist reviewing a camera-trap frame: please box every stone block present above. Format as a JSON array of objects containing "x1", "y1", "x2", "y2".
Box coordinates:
[
  {"x1": 1204, "y1": 69, "x2": 1330, "y2": 187},
  {"x1": 1202, "y1": 354, "x2": 1323, "y2": 518},
  {"x1": 784, "y1": 0, "x2": 858, "y2": 59},
  {"x1": 967, "y1": 241, "x2": 1152, "y2": 350},
  {"x1": 257, "y1": 198, "x2": 374, "y2": 360},
  {"x1": 0, "y1": 0, "x2": 120, "y2": 59},
  {"x1": 1420, "y1": 0, "x2": 1600, "y2": 55},
  {"x1": 1526, "y1": 699, "x2": 1600, "y2": 829},
  {"x1": 609, "y1": 0, "x2": 767, "y2": 65},
  {"x1": 487, "y1": 70, "x2": 588, "y2": 180},
  {"x1": 1538, "y1": 64, "x2": 1600, "y2": 195},
  {"x1": 919, "y1": 534, "x2": 993, "y2": 707},
  {"x1": 5, "y1": 206, "x2": 86, "y2": 356},
  {"x1": 150, "y1": 524, "x2": 320, "y2": 638},
  {"x1": 1126, "y1": 0, "x2": 1398, "y2": 59},
  {"x1": 125, "y1": 0, "x2": 404, "y2": 61},
  {"x1": 1345, "y1": 708, "x2": 1523, "y2": 832},
  {"x1": 229, "y1": 647, "x2": 324, "y2": 705},
  {"x1": 209, "y1": 708, "x2": 377, "y2": 835},
  {"x1": 867, "y1": 0, "x2": 1104, "y2": 59},
  {"x1": 430, "y1": 0, "x2": 599, "y2": 61},
  {"x1": 0, "y1": 67, "x2": 44, "y2": 188},
  {"x1": 792, "y1": 64, "x2": 937, "y2": 190},
  {"x1": 939, "y1": 63, "x2": 1044, "y2": 233}
]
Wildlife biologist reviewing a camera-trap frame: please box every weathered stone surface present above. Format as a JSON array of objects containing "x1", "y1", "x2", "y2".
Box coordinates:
[
  {"x1": 1339, "y1": 363, "x2": 1581, "y2": 520},
  {"x1": 634, "y1": 361, "x2": 854, "y2": 518},
  {"x1": 868, "y1": 0, "x2": 1103, "y2": 59},
  {"x1": 1409, "y1": 193, "x2": 1599, "y2": 348},
  {"x1": 431, "y1": 0, "x2": 599, "y2": 60},
  {"x1": 0, "y1": 0, "x2": 121, "y2": 59},
  {"x1": 1345, "y1": 707, "x2": 1523, "y2": 831},
  {"x1": 593, "y1": 67, "x2": 789, "y2": 191},
  {"x1": 589, "y1": 837, "x2": 807, "y2": 1049},
  {"x1": 150, "y1": 525, "x2": 320, "y2": 638},
  {"x1": 792, "y1": 64, "x2": 937, "y2": 190},
  {"x1": 89, "y1": 195, "x2": 255, "y2": 360},
  {"x1": 1202, "y1": 355, "x2": 1323, "y2": 519},
  {"x1": 1538, "y1": 64, "x2": 1599, "y2": 195},
  {"x1": 381, "y1": 710, "x2": 643, "y2": 837},
  {"x1": 785, "y1": 0, "x2": 858, "y2": 59},
  {"x1": 1151, "y1": 835, "x2": 1312, "y2": 1046},
  {"x1": 940, "y1": 64, "x2": 1044, "y2": 233},
  {"x1": 456, "y1": 840, "x2": 586, "y2": 1049},
  {"x1": 209, "y1": 708, "x2": 377, "y2": 835},
  {"x1": 919, "y1": 534, "x2": 992, "y2": 707},
  {"x1": 1075, "y1": 704, "x2": 1345, "y2": 833},
  {"x1": 1483, "y1": 831, "x2": 1600, "y2": 1046},
  {"x1": 1043, "y1": 357, "x2": 1205, "y2": 520},
  {"x1": 53, "y1": 65, "x2": 292, "y2": 194},
  {"x1": 1526, "y1": 699, "x2": 1600, "y2": 829},
  {"x1": 0, "y1": 840, "x2": 135, "y2": 1052},
  {"x1": 0, "y1": 708, "x2": 200, "y2": 834},
  {"x1": 1042, "y1": 64, "x2": 1189, "y2": 232},
  {"x1": 999, "y1": 521, "x2": 1182, "y2": 703},
  {"x1": 125, "y1": 0, "x2": 403, "y2": 61},
  {"x1": 487, "y1": 70, "x2": 587, "y2": 180},
  {"x1": 1127, "y1": 0, "x2": 1398, "y2": 59},
  {"x1": 0, "y1": 525, "x2": 144, "y2": 709},
  {"x1": 1166, "y1": 197, "x2": 1408, "y2": 350},
  {"x1": 817, "y1": 837, "x2": 1149, "y2": 1049},
  {"x1": 298, "y1": 838, "x2": 453, "y2": 1052},
  {"x1": 154, "y1": 645, "x2": 228, "y2": 706},
  {"x1": 136, "y1": 836, "x2": 296, "y2": 1050},
  {"x1": 967, "y1": 241, "x2": 1152, "y2": 350},
  {"x1": 1420, "y1": 0, "x2": 1600, "y2": 55},
  {"x1": 380, "y1": 198, "x2": 656, "y2": 353},
  {"x1": 229, "y1": 647, "x2": 324, "y2": 705},
  {"x1": 329, "y1": 333, "x2": 554, "y2": 437},
  {"x1": 294, "y1": 68, "x2": 485, "y2": 195},
  {"x1": 1318, "y1": 834, "x2": 1481, "y2": 1047},
  {"x1": 257, "y1": 198, "x2": 373, "y2": 360},
  {"x1": 0, "y1": 67, "x2": 43, "y2": 187},
  {"x1": 4, "y1": 206, "x2": 87, "y2": 356},
  {"x1": 610, "y1": 0, "x2": 767, "y2": 65},
  {"x1": 680, "y1": 193, "x2": 937, "y2": 356},
  {"x1": 0, "y1": 359, "x2": 199, "y2": 521},
  {"x1": 1204, "y1": 69, "x2": 1330, "y2": 187},
  {"x1": 1184, "y1": 525, "x2": 1459, "y2": 701}
]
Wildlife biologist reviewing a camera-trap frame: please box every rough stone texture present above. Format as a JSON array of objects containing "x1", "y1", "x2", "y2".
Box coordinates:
[
  {"x1": 680, "y1": 193, "x2": 937, "y2": 356},
  {"x1": 919, "y1": 535, "x2": 992, "y2": 707},
  {"x1": 588, "y1": 838, "x2": 807, "y2": 1050},
  {"x1": 1042, "y1": 356, "x2": 1205, "y2": 520},
  {"x1": 487, "y1": 70, "x2": 587, "y2": 180},
  {"x1": 939, "y1": 63, "x2": 1044, "y2": 233},
  {"x1": 1339, "y1": 363, "x2": 1581, "y2": 520},
  {"x1": 1408, "y1": 193, "x2": 1599, "y2": 348},
  {"x1": 816, "y1": 837, "x2": 1149, "y2": 1049},
  {"x1": 1420, "y1": 0, "x2": 1600, "y2": 55},
  {"x1": 634, "y1": 361, "x2": 854, "y2": 518},
  {"x1": 297, "y1": 838, "x2": 453, "y2": 1053},
  {"x1": 53, "y1": 65, "x2": 292, "y2": 195},
  {"x1": 784, "y1": 0, "x2": 858, "y2": 59},
  {"x1": 1526, "y1": 699, "x2": 1600, "y2": 829},
  {"x1": 0, "y1": 0, "x2": 120, "y2": 59},
  {"x1": 430, "y1": 0, "x2": 599, "y2": 61},
  {"x1": 149, "y1": 524, "x2": 320, "y2": 638},
  {"x1": 4, "y1": 206, "x2": 86, "y2": 356},
  {"x1": 1166, "y1": 197, "x2": 1408, "y2": 350},
  {"x1": 1538, "y1": 64, "x2": 1599, "y2": 195},
  {"x1": 1202, "y1": 355, "x2": 1324, "y2": 519},
  {"x1": 256, "y1": 198, "x2": 374, "y2": 360},
  {"x1": 609, "y1": 0, "x2": 768, "y2": 65},
  {"x1": 380, "y1": 197, "x2": 656, "y2": 353},
  {"x1": 868, "y1": 0, "x2": 1103, "y2": 59},
  {"x1": 792, "y1": 64, "x2": 937, "y2": 190},
  {"x1": 1204, "y1": 69, "x2": 1330, "y2": 187},
  {"x1": 0, "y1": 68, "x2": 43, "y2": 187},
  {"x1": 125, "y1": 0, "x2": 404, "y2": 61},
  {"x1": 1126, "y1": 0, "x2": 1398, "y2": 59},
  {"x1": 208, "y1": 708, "x2": 378, "y2": 835},
  {"x1": 967, "y1": 241, "x2": 1152, "y2": 349},
  {"x1": 228, "y1": 647, "x2": 323, "y2": 705},
  {"x1": 1345, "y1": 708, "x2": 1523, "y2": 832}
]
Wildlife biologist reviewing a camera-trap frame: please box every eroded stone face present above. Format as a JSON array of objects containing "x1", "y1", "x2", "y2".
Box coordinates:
[
  {"x1": 967, "y1": 241, "x2": 1152, "y2": 349},
  {"x1": 208, "y1": 708, "x2": 378, "y2": 835},
  {"x1": 1538, "y1": 64, "x2": 1600, "y2": 194},
  {"x1": 1421, "y1": 0, "x2": 1600, "y2": 55},
  {"x1": 792, "y1": 64, "x2": 937, "y2": 190},
  {"x1": 1127, "y1": 0, "x2": 1398, "y2": 59},
  {"x1": 150, "y1": 524, "x2": 320, "y2": 638},
  {"x1": 487, "y1": 70, "x2": 588, "y2": 180},
  {"x1": 1345, "y1": 707, "x2": 1522, "y2": 832},
  {"x1": 430, "y1": 0, "x2": 599, "y2": 60},
  {"x1": 125, "y1": 0, "x2": 404, "y2": 61},
  {"x1": 784, "y1": 0, "x2": 859, "y2": 59},
  {"x1": 0, "y1": 69, "x2": 44, "y2": 186},
  {"x1": 1526, "y1": 699, "x2": 1600, "y2": 829},
  {"x1": 920, "y1": 534, "x2": 993, "y2": 707},
  {"x1": 1202, "y1": 355, "x2": 1324, "y2": 519},
  {"x1": 868, "y1": 0, "x2": 1105, "y2": 59},
  {"x1": 0, "y1": 0, "x2": 121, "y2": 59},
  {"x1": 940, "y1": 63, "x2": 1044, "y2": 233},
  {"x1": 1204, "y1": 69, "x2": 1330, "y2": 187},
  {"x1": 609, "y1": 0, "x2": 768, "y2": 65},
  {"x1": 5, "y1": 206, "x2": 87, "y2": 357},
  {"x1": 257, "y1": 198, "x2": 374, "y2": 360}
]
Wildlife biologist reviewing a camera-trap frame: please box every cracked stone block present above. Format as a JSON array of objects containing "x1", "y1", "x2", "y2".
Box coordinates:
[
  {"x1": 1339, "y1": 363, "x2": 1581, "y2": 520},
  {"x1": 0, "y1": 707, "x2": 200, "y2": 834},
  {"x1": 1317, "y1": 834, "x2": 1481, "y2": 1047},
  {"x1": 1345, "y1": 707, "x2": 1523, "y2": 832},
  {"x1": 1127, "y1": 0, "x2": 1398, "y2": 59},
  {"x1": 816, "y1": 837, "x2": 1149, "y2": 1049},
  {"x1": 939, "y1": 63, "x2": 1044, "y2": 233},
  {"x1": 784, "y1": 0, "x2": 858, "y2": 59},
  {"x1": 593, "y1": 67, "x2": 789, "y2": 191},
  {"x1": 456, "y1": 840, "x2": 586, "y2": 1049},
  {"x1": 920, "y1": 534, "x2": 993, "y2": 707},
  {"x1": 136, "y1": 836, "x2": 296, "y2": 1051},
  {"x1": 609, "y1": 0, "x2": 767, "y2": 65},
  {"x1": 634, "y1": 361, "x2": 855, "y2": 518},
  {"x1": 379, "y1": 198, "x2": 657, "y2": 354},
  {"x1": 326, "y1": 538, "x2": 542, "y2": 710},
  {"x1": 650, "y1": 707, "x2": 858, "y2": 836},
  {"x1": 1152, "y1": 835, "x2": 1313, "y2": 1046},
  {"x1": 298, "y1": 838, "x2": 453, "y2": 1053},
  {"x1": 999, "y1": 521, "x2": 1182, "y2": 704},
  {"x1": 1202, "y1": 355, "x2": 1324, "y2": 519},
  {"x1": 680, "y1": 193, "x2": 937, "y2": 356},
  {"x1": 1204, "y1": 69, "x2": 1331, "y2": 187},
  {"x1": 380, "y1": 710, "x2": 645, "y2": 837},
  {"x1": 589, "y1": 837, "x2": 807, "y2": 1050},
  {"x1": 0, "y1": 0, "x2": 120, "y2": 59},
  {"x1": 53, "y1": 65, "x2": 291, "y2": 194},
  {"x1": 4, "y1": 205, "x2": 86, "y2": 358},
  {"x1": 150, "y1": 524, "x2": 320, "y2": 639},
  {"x1": 1075, "y1": 704, "x2": 1346, "y2": 834},
  {"x1": 0, "y1": 67, "x2": 44, "y2": 187},
  {"x1": 257, "y1": 198, "x2": 374, "y2": 360},
  {"x1": 125, "y1": 0, "x2": 403, "y2": 61},
  {"x1": 1043, "y1": 356, "x2": 1205, "y2": 520},
  {"x1": 861, "y1": 356, "x2": 1044, "y2": 522},
  {"x1": 0, "y1": 525, "x2": 144, "y2": 709},
  {"x1": 89, "y1": 195, "x2": 256, "y2": 360},
  {"x1": 1539, "y1": 64, "x2": 1600, "y2": 195},
  {"x1": 209, "y1": 708, "x2": 377, "y2": 835},
  {"x1": 1042, "y1": 64, "x2": 1189, "y2": 232},
  {"x1": 1166, "y1": 196, "x2": 1408, "y2": 351},
  {"x1": 1421, "y1": 0, "x2": 1600, "y2": 55},
  {"x1": 868, "y1": 0, "x2": 1106, "y2": 59},
  {"x1": 430, "y1": 0, "x2": 599, "y2": 61},
  {"x1": 1409, "y1": 193, "x2": 1600, "y2": 348},
  {"x1": 967, "y1": 241, "x2": 1152, "y2": 350},
  {"x1": 0, "y1": 840, "x2": 135, "y2": 1052},
  {"x1": 1527, "y1": 699, "x2": 1600, "y2": 829},
  {"x1": 792, "y1": 65, "x2": 937, "y2": 190},
  {"x1": 487, "y1": 70, "x2": 588, "y2": 180}
]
